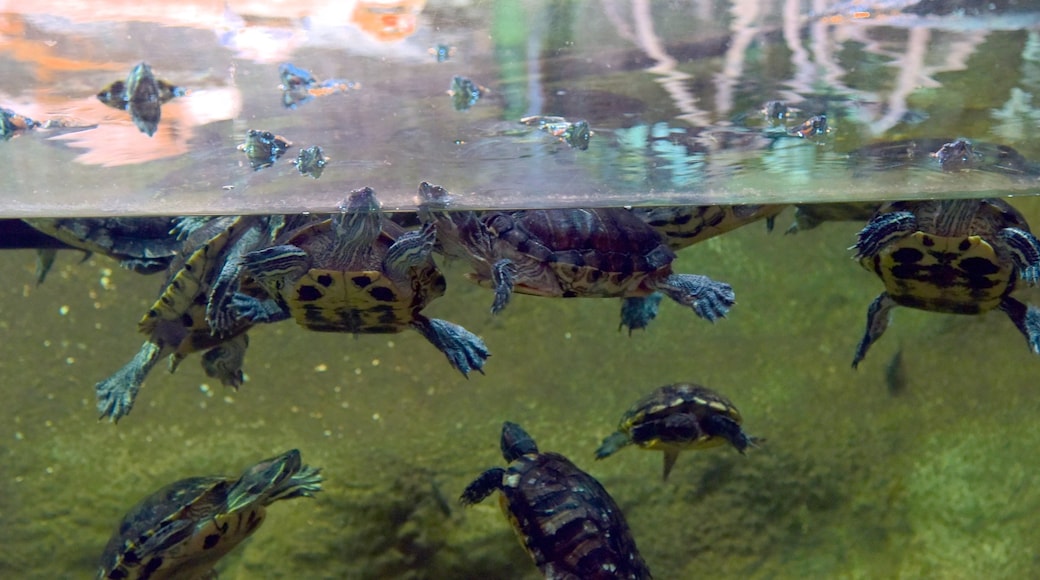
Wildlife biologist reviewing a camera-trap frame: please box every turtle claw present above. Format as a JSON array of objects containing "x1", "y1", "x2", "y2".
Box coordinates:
[
  {"x1": 96, "y1": 341, "x2": 162, "y2": 422},
  {"x1": 619, "y1": 293, "x2": 664, "y2": 333},
  {"x1": 852, "y1": 210, "x2": 917, "y2": 259},
  {"x1": 852, "y1": 293, "x2": 897, "y2": 368},
  {"x1": 658, "y1": 274, "x2": 735, "y2": 322},
  {"x1": 999, "y1": 296, "x2": 1040, "y2": 355},
  {"x1": 413, "y1": 316, "x2": 490, "y2": 377},
  {"x1": 201, "y1": 334, "x2": 249, "y2": 388},
  {"x1": 490, "y1": 259, "x2": 517, "y2": 315}
]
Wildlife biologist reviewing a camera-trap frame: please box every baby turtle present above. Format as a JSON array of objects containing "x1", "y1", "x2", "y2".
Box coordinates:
[
  {"x1": 418, "y1": 181, "x2": 735, "y2": 331},
  {"x1": 95, "y1": 215, "x2": 281, "y2": 421},
  {"x1": 294, "y1": 145, "x2": 328, "y2": 178},
  {"x1": 232, "y1": 187, "x2": 489, "y2": 377},
  {"x1": 852, "y1": 198, "x2": 1040, "y2": 367},
  {"x1": 239, "y1": 129, "x2": 291, "y2": 170},
  {"x1": 596, "y1": 383, "x2": 758, "y2": 480},
  {"x1": 97, "y1": 449, "x2": 321, "y2": 580},
  {"x1": 460, "y1": 421, "x2": 652, "y2": 580}
]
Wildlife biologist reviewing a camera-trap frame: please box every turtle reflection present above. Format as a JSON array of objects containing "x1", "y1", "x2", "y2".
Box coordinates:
[
  {"x1": 96, "y1": 62, "x2": 185, "y2": 137},
  {"x1": 239, "y1": 130, "x2": 292, "y2": 171},
  {"x1": 279, "y1": 63, "x2": 359, "y2": 109},
  {"x1": 294, "y1": 145, "x2": 328, "y2": 179},
  {"x1": 0, "y1": 107, "x2": 41, "y2": 141},
  {"x1": 448, "y1": 75, "x2": 486, "y2": 111}
]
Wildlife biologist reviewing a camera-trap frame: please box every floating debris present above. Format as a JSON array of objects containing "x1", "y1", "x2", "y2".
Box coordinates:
[
  {"x1": 239, "y1": 129, "x2": 292, "y2": 170},
  {"x1": 787, "y1": 114, "x2": 828, "y2": 139},
  {"x1": 520, "y1": 115, "x2": 592, "y2": 150},
  {"x1": 429, "y1": 44, "x2": 455, "y2": 62},
  {"x1": 279, "y1": 63, "x2": 359, "y2": 109},
  {"x1": 448, "y1": 75, "x2": 486, "y2": 111},
  {"x1": 294, "y1": 145, "x2": 328, "y2": 178},
  {"x1": 96, "y1": 62, "x2": 184, "y2": 137},
  {"x1": 0, "y1": 108, "x2": 41, "y2": 141}
]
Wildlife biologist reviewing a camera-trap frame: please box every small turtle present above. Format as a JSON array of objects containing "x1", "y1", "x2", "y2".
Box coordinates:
[
  {"x1": 449, "y1": 75, "x2": 486, "y2": 111},
  {"x1": 231, "y1": 187, "x2": 489, "y2": 377},
  {"x1": 460, "y1": 422, "x2": 652, "y2": 580},
  {"x1": 23, "y1": 217, "x2": 183, "y2": 283},
  {"x1": 596, "y1": 383, "x2": 758, "y2": 480},
  {"x1": 631, "y1": 204, "x2": 785, "y2": 251},
  {"x1": 97, "y1": 62, "x2": 184, "y2": 137},
  {"x1": 239, "y1": 129, "x2": 291, "y2": 170},
  {"x1": 294, "y1": 145, "x2": 328, "y2": 178},
  {"x1": 95, "y1": 215, "x2": 281, "y2": 421},
  {"x1": 851, "y1": 198, "x2": 1040, "y2": 367},
  {"x1": 417, "y1": 182, "x2": 735, "y2": 332},
  {"x1": 97, "y1": 449, "x2": 322, "y2": 580}
]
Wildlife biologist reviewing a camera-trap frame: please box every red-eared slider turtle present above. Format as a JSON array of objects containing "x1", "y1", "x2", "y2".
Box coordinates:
[
  {"x1": 418, "y1": 182, "x2": 735, "y2": 332},
  {"x1": 95, "y1": 215, "x2": 282, "y2": 422},
  {"x1": 631, "y1": 204, "x2": 785, "y2": 251},
  {"x1": 23, "y1": 217, "x2": 182, "y2": 283},
  {"x1": 596, "y1": 383, "x2": 758, "y2": 480},
  {"x1": 460, "y1": 421, "x2": 652, "y2": 580},
  {"x1": 851, "y1": 198, "x2": 1040, "y2": 367},
  {"x1": 231, "y1": 187, "x2": 489, "y2": 376},
  {"x1": 97, "y1": 449, "x2": 321, "y2": 580}
]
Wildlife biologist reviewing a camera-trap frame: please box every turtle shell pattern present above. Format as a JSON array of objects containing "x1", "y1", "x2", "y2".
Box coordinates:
[
  {"x1": 496, "y1": 450, "x2": 651, "y2": 579},
  {"x1": 618, "y1": 383, "x2": 743, "y2": 451},
  {"x1": 860, "y1": 199, "x2": 1027, "y2": 314},
  {"x1": 273, "y1": 218, "x2": 447, "y2": 333},
  {"x1": 481, "y1": 207, "x2": 676, "y2": 298}
]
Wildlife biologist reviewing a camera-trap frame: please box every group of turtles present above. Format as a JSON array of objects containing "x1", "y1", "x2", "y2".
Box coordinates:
[{"x1": 15, "y1": 132, "x2": 1040, "y2": 576}]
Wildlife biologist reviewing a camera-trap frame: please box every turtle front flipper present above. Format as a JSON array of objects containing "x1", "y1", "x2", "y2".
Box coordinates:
[
  {"x1": 410, "y1": 315, "x2": 490, "y2": 377},
  {"x1": 595, "y1": 431, "x2": 631, "y2": 459},
  {"x1": 656, "y1": 274, "x2": 735, "y2": 322},
  {"x1": 619, "y1": 293, "x2": 664, "y2": 333},
  {"x1": 96, "y1": 341, "x2": 165, "y2": 422},
  {"x1": 852, "y1": 292, "x2": 898, "y2": 368},
  {"x1": 998, "y1": 296, "x2": 1040, "y2": 354},
  {"x1": 998, "y1": 226, "x2": 1040, "y2": 285},
  {"x1": 490, "y1": 258, "x2": 517, "y2": 314},
  {"x1": 459, "y1": 467, "x2": 506, "y2": 506},
  {"x1": 702, "y1": 413, "x2": 759, "y2": 454},
  {"x1": 852, "y1": 210, "x2": 917, "y2": 258}
]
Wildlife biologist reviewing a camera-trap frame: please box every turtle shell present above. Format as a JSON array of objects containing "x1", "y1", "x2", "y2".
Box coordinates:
[
  {"x1": 24, "y1": 217, "x2": 182, "y2": 274},
  {"x1": 618, "y1": 383, "x2": 742, "y2": 451},
  {"x1": 481, "y1": 207, "x2": 676, "y2": 298},
  {"x1": 860, "y1": 199, "x2": 1026, "y2": 314},
  {"x1": 274, "y1": 217, "x2": 446, "y2": 333}
]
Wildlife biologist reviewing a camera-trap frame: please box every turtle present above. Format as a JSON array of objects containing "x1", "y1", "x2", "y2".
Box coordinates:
[
  {"x1": 460, "y1": 421, "x2": 652, "y2": 580},
  {"x1": 96, "y1": 62, "x2": 184, "y2": 137},
  {"x1": 23, "y1": 217, "x2": 183, "y2": 284},
  {"x1": 630, "y1": 204, "x2": 785, "y2": 251},
  {"x1": 230, "y1": 187, "x2": 489, "y2": 377},
  {"x1": 239, "y1": 129, "x2": 291, "y2": 170},
  {"x1": 851, "y1": 198, "x2": 1040, "y2": 367},
  {"x1": 595, "y1": 383, "x2": 758, "y2": 481},
  {"x1": 417, "y1": 181, "x2": 735, "y2": 332},
  {"x1": 782, "y1": 202, "x2": 882, "y2": 234},
  {"x1": 95, "y1": 215, "x2": 282, "y2": 422},
  {"x1": 97, "y1": 449, "x2": 322, "y2": 580}
]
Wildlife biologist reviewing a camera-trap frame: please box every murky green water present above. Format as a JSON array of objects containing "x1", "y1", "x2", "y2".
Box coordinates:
[{"x1": 3, "y1": 1, "x2": 1040, "y2": 579}]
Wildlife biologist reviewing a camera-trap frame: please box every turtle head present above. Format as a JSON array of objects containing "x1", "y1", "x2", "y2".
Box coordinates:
[
  {"x1": 500, "y1": 421, "x2": 538, "y2": 462},
  {"x1": 334, "y1": 187, "x2": 383, "y2": 246},
  {"x1": 225, "y1": 449, "x2": 321, "y2": 512}
]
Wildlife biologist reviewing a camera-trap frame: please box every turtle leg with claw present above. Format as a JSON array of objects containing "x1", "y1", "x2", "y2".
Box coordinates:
[
  {"x1": 852, "y1": 292, "x2": 898, "y2": 368},
  {"x1": 656, "y1": 274, "x2": 735, "y2": 322},
  {"x1": 999, "y1": 226, "x2": 1040, "y2": 285},
  {"x1": 459, "y1": 468, "x2": 506, "y2": 506},
  {"x1": 998, "y1": 296, "x2": 1040, "y2": 355},
  {"x1": 852, "y1": 211, "x2": 917, "y2": 258},
  {"x1": 490, "y1": 259, "x2": 517, "y2": 315},
  {"x1": 619, "y1": 293, "x2": 664, "y2": 333},
  {"x1": 232, "y1": 245, "x2": 310, "y2": 323},
  {"x1": 411, "y1": 315, "x2": 490, "y2": 377},
  {"x1": 95, "y1": 341, "x2": 165, "y2": 422}
]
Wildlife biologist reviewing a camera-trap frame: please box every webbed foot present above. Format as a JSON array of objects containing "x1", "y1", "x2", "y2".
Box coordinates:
[
  {"x1": 999, "y1": 296, "x2": 1040, "y2": 354},
  {"x1": 620, "y1": 293, "x2": 664, "y2": 333},
  {"x1": 95, "y1": 341, "x2": 163, "y2": 422},
  {"x1": 200, "y1": 334, "x2": 250, "y2": 388},
  {"x1": 412, "y1": 316, "x2": 490, "y2": 376},
  {"x1": 852, "y1": 210, "x2": 917, "y2": 259},
  {"x1": 459, "y1": 467, "x2": 505, "y2": 506},
  {"x1": 490, "y1": 259, "x2": 516, "y2": 315},
  {"x1": 852, "y1": 292, "x2": 897, "y2": 368},
  {"x1": 999, "y1": 227, "x2": 1040, "y2": 285},
  {"x1": 658, "y1": 274, "x2": 735, "y2": 322}
]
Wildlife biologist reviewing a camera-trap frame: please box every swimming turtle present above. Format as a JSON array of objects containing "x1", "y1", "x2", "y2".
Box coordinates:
[
  {"x1": 96, "y1": 62, "x2": 184, "y2": 137},
  {"x1": 596, "y1": 383, "x2": 758, "y2": 480},
  {"x1": 23, "y1": 217, "x2": 182, "y2": 283},
  {"x1": 851, "y1": 198, "x2": 1040, "y2": 367},
  {"x1": 231, "y1": 187, "x2": 489, "y2": 377},
  {"x1": 95, "y1": 215, "x2": 282, "y2": 422},
  {"x1": 460, "y1": 421, "x2": 652, "y2": 580},
  {"x1": 97, "y1": 449, "x2": 322, "y2": 580},
  {"x1": 417, "y1": 181, "x2": 735, "y2": 332},
  {"x1": 631, "y1": 204, "x2": 785, "y2": 251}
]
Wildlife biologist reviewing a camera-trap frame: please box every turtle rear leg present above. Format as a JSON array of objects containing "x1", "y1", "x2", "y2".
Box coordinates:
[
  {"x1": 95, "y1": 341, "x2": 164, "y2": 422},
  {"x1": 656, "y1": 274, "x2": 735, "y2": 322},
  {"x1": 999, "y1": 296, "x2": 1040, "y2": 354},
  {"x1": 619, "y1": 293, "x2": 664, "y2": 333},
  {"x1": 411, "y1": 315, "x2": 490, "y2": 377},
  {"x1": 459, "y1": 467, "x2": 506, "y2": 506},
  {"x1": 852, "y1": 210, "x2": 917, "y2": 259},
  {"x1": 490, "y1": 258, "x2": 517, "y2": 315},
  {"x1": 852, "y1": 292, "x2": 898, "y2": 368},
  {"x1": 999, "y1": 227, "x2": 1040, "y2": 285},
  {"x1": 200, "y1": 333, "x2": 250, "y2": 389}
]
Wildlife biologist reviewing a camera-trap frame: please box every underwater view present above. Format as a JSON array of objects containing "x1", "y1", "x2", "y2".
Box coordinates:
[{"x1": 3, "y1": 1, "x2": 1040, "y2": 578}]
